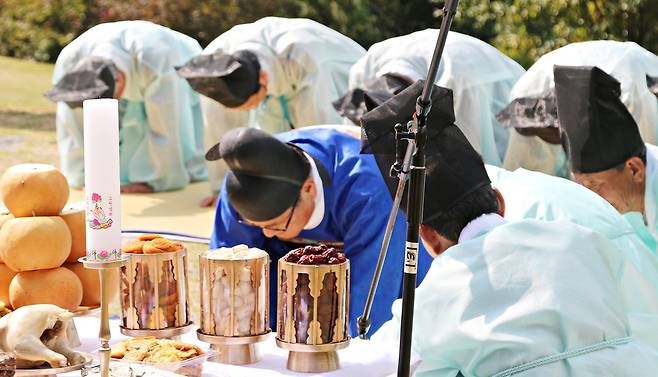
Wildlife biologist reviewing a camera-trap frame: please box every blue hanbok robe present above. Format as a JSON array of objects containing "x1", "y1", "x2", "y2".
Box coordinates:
[{"x1": 210, "y1": 125, "x2": 432, "y2": 336}]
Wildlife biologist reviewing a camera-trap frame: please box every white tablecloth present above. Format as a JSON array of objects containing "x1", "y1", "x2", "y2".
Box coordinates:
[{"x1": 63, "y1": 317, "x2": 420, "y2": 377}]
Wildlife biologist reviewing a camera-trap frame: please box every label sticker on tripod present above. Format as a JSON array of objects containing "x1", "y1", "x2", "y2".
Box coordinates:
[{"x1": 404, "y1": 242, "x2": 419, "y2": 274}]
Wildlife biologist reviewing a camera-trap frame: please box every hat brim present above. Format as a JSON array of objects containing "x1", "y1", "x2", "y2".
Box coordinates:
[
  {"x1": 515, "y1": 125, "x2": 562, "y2": 145},
  {"x1": 332, "y1": 89, "x2": 366, "y2": 125},
  {"x1": 333, "y1": 86, "x2": 406, "y2": 125},
  {"x1": 495, "y1": 95, "x2": 559, "y2": 129},
  {"x1": 176, "y1": 52, "x2": 259, "y2": 108},
  {"x1": 180, "y1": 74, "x2": 252, "y2": 108},
  {"x1": 227, "y1": 171, "x2": 300, "y2": 222},
  {"x1": 175, "y1": 59, "x2": 241, "y2": 79},
  {"x1": 205, "y1": 143, "x2": 221, "y2": 161},
  {"x1": 44, "y1": 65, "x2": 114, "y2": 104},
  {"x1": 44, "y1": 84, "x2": 109, "y2": 103}
]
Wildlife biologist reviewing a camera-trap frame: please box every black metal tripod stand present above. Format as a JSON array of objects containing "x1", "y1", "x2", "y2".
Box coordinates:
[{"x1": 355, "y1": 1, "x2": 460, "y2": 376}]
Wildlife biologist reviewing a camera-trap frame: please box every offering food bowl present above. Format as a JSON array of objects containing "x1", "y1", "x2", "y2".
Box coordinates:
[
  {"x1": 197, "y1": 246, "x2": 270, "y2": 365},
  {"x1": 276, "y1": 245, "x2": 350, "y2": 373}
]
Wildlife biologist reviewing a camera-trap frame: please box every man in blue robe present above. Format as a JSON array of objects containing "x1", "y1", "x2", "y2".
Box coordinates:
[{"x1": 208, "y1": 125, "x2": 432, "y2": 336}]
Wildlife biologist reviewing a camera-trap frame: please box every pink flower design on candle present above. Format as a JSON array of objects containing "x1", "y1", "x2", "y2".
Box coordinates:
[
  {"x1": 88, "y1": 192, "x2": 112, "y2": 230},
  {"x1": 99, "y1": 250, "x2": 110, "y2": 260}
]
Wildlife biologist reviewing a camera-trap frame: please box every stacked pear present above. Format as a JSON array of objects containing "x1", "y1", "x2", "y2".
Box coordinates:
[{"x1": 0, "y1": 164, "x2": 110, "y2": 311}]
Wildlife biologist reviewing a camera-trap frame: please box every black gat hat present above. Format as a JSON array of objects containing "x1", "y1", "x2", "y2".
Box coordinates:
[
  {"x1": 208, "y1": 127, "x2": 310, "y2": 221},
  {"x1": 333, "y1": 74, "x2": 412, "y2": 124},
  {"x1": 555, "y1": 65, "x2": 645, "y2": 174},
  {"x1": 176, "y1": 50, "x2": 261, "y2": 108},
  {"x1": 361, "y1": 80, "x2": 491, "y2": 222},
  {"x1": 44, "y1": 56, "x2": 117, "y2": 108}
]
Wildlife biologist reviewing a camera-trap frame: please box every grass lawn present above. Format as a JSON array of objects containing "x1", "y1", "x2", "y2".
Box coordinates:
[
  {"x1": 0, "y1": 56, "x2": 56, "y2": 114},
  {"x1": 0, "y1": 56, "x2": 58, "y2": 174}
]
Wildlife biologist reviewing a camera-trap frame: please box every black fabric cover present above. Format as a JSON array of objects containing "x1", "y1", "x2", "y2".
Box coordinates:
[
  {"x1": 555, "y1": 65, "x2": 645, "y2": 173},
  {"x1": 44, "y1": 56, "x2": 117, "y2": 108},
  {"x1": 333, "y1": 74, "x2": 411, "y2": 124},
  {"x1": 360, "y1": 80, "x2": 491, "y2": 222},
  {"x1": 360, "y1": 80, "x2": 454, "y2": 154},
  {"x1": 176, "y1": 50, "x2": 260, "y2": 107},
  {"x1": 208, "y1": 127, "x2": 309, "y2": 221}
]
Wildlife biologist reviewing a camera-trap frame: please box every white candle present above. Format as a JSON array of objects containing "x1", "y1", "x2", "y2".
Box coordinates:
[{"x1": 83, "y1": 99, "x2": 121, "y2": 262}]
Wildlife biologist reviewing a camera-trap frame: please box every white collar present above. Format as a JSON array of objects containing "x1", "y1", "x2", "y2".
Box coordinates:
[
  {"x1": 644, "y1": 143, "x2": 658, "y2": 234},
  {"x1": 458, "y1": 213, "x2": 506, "y2": 243},
  {"x1": 302, "y1": 151, "x2": 325, "y2": 230}
]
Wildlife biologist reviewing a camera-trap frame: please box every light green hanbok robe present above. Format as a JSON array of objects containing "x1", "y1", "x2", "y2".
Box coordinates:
[
  {"x1": 53, "y1": 21, "x2": 207, "y2": 191},
  {"x1": 374, "y1": 219, "x2": 658, "y2": 376}
]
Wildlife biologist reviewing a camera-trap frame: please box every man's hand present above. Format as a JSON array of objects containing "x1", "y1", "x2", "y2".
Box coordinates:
[
  {"x1": 121, "y1": 183, "x2": 154, "y2": 193},
  {"x1": 200, "y1": 194, "x2": 219, "y2": 208}
]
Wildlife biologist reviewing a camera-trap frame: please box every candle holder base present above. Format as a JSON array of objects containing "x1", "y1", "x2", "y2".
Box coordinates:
[
  {"x1": 197, "y1": 330, "x2": 270, "y2": 365},
  {"x1": 79, "y1": 256, "x2": 127, "y2": 377},
  {"x1": 80, "y1": 255, "x2": 128, "y2": 270},
  {"x1": 120, "y1": 323, "x2": 195, "y2": 340},
  {"x1": 275, "y1": 338, "x2": 350, "y2": 373}
]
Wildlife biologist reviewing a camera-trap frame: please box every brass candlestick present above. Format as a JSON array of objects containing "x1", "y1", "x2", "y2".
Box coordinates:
[{"x1": 81, "y1": 256, "x2": 128, "y2": 377}]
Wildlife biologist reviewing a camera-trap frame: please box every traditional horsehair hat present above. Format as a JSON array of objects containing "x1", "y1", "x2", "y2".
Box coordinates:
[{"x1": 176, "y1": 50, "x2": 260, "y2": 108}]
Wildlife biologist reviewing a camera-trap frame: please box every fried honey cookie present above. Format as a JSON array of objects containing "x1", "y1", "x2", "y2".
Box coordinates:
[
  {"x1": 143, "y1": 238, "x2": 184, "y2": 254},
  {"x1": 111, "y1": 337, "x2": 202, "y2": 363},
  {"x1": 138, "y1": 234, "x2": 163, "y2": 241},
  {"x1": 122, "y1": 240, "x2": 146, "y2": 254},
  {"x1": 111, "y1": 337, "x2": 158, "y2": 359}
]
